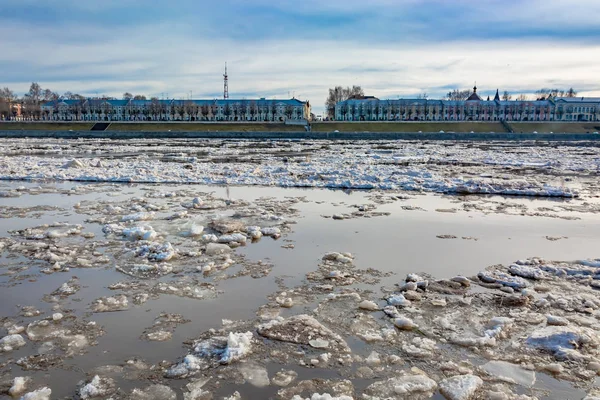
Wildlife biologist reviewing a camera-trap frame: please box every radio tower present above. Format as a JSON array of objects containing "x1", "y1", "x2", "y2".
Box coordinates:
[{"x1": 223, "y1": 62, "x2": 229, "y2": 99}]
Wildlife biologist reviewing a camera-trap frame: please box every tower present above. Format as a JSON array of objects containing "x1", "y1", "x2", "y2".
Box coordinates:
[{"x1": 223, "y1": 62, "x2": 229, "y2": 99}]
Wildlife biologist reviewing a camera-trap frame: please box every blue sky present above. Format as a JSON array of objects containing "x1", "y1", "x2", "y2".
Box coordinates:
[{"x1": 1, "y1": 0, "x2": 599, "y2": 112}]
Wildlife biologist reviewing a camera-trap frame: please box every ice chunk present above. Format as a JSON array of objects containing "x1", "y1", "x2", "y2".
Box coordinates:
[
  {"x1": 123, "y1": 225, "x2": 157, "y2": 241},
  {"x1": 0, "y1": 334, "x2": 26, "y2": 352},
  {"x1": 9, "y1": 376, "x2": 31, "y2": 397},
  {"x1": 291, "y1": 395, "x2": 353, "y2": 400},
  {"x1": 180, "y1": 224, "x2": 204, "y2": 237},
  {"x1": 218, "y1": 233, "x2": 247, "y2": 244},
  {"x1": 438, "y1": 374, "x2": 483, "y2": 400},
  {"x1": 258, "y1": 315, "x2": 350, "y2": 352},
  {"x1": 205, "y1": 243, "x2": 232, "y2": 255},
  {"x1": 546, "y1": 315, "x2": 569, "y2": 326},
  {"x1": 221, "y1": 332, "x2": 253, "y2": 364},
  {"x1": 20, "y1": 387, "x2": 51, "y2": 400},
  {"x1": 508, "y1": 264, "x2": 544, "y2": 280},
  {"x1": 363, "y1": 374, "x2": 437, "y2": 399},
  {"x1": 481, "y1": 360, "x2": 536, "y2": 387},
  {"x1": 130, "y1": 384, "x2": 177, "y2": 400},
  {"x1": 272, "y1": 370, "x2": 298, "y2": 387},
  {"x1": 91, "y1": 295, "x2": 129, "y2": 312},
  {"x1": 526, "y1": 326, "x2": 594, "y2": 360},
  {"x1": 64, "y1": 159, "x2": 84, "y2": 168},
  {"x1": 79, "y1": 375, "x2": 116, "y2": 399},
  {"x1": 477, "y1": 270, "x2": 529, "y2": 289},
  {"x1": 121, "y1": 212, "x2": 156, "y2": 222},
  {"x1": 387, "y1": 294, "x2": 411, "y2": 307},
  {"x1": 239, "y1": 362, "x2": 270, "y2": 387},
  {"x1": 393, "y1": 316, "x2": 417, "y2": 330},
  {"x1": 261, "y1": 227, "x2": 281, "y2": 237},
  {"x1": 358, "y1": 300, "x2": 379, "y2": 311}
]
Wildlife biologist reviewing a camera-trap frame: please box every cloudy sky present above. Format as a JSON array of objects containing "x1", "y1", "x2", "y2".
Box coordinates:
[{"x1": 1, "y1": 0, "x2": 600, "y2": 113}]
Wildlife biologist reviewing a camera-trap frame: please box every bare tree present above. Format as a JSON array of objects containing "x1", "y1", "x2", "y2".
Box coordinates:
[
  {"x1": 200, "y1": 104, "x2": 210, "y2": 120},
  {"x1": 123, "y1": 92, "x2": 133, "y2": 100},
  {"x1": 224, "y1": 104, "x2": 232, "y2": 120},
  {"x1": 42, "y1": 89, "x2": 59, "y2": 102},
  {"x1": 446, "y1": 89, "x2": 471, "y2": 101},
  {"x1": 284, "y1": 105, "x2": 294, "y2": 120},
  {"x1": 210, "y1": 103, "x2": 219, "y2": 120},
  {"x1": 0, "y1": 87, "x2": 17, "y2": 119},
  {"x1": 502, "y1": 91, "x2": 512, "y2": 101},
  {"x1": 566, "y1": 88, "x2": 577, "y2": 98},
  {"x1": 325, "y1": 85, "x2": 364, "y2": 119},
  {"x1": 133, "y1": 95, "x2": 147, "y2": 100},
  {"x1": 249, "y1": 101, "x2": 257, "y2": 121},
  {"x1": 270, "y1": 101, "x2": 278, "y2": 121},
  {"x1": 516, "y1": 94, "x2": 529, "y2": 101}
]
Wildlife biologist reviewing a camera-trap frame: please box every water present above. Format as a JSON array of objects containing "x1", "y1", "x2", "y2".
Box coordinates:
[{"x1": 0, "y1": 180, "x2": 598, "y2": 398}]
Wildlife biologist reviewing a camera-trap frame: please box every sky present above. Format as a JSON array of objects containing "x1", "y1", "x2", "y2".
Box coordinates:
[{"x1": 1, "y1": 0, "x2": 600, "y2": 113}]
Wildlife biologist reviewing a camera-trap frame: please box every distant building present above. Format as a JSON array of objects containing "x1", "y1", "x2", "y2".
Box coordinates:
[
  {"x1": 335, "y1": 87, "x2": 600, "y2": 122},
  {"x1": 40, "y1": 98, "x2": 311, "y2": 122}
]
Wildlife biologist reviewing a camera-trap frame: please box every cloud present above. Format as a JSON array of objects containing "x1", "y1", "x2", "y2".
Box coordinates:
[{"x1": 1, "y1": 1, "x2": 599, "y2": 113}]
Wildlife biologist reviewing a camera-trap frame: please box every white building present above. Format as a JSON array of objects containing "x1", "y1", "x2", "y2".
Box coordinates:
[
  {"x1": 335, "y1": 87, "x2": 600, "y2": 122},
  {"x1": 40, "y1": 98, "x2": 311, "y2": 122}
]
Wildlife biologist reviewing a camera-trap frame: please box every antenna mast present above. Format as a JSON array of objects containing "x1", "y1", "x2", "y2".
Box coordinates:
[{"x1": 223, "y1": 62, "x2": 229, "y2": 99}]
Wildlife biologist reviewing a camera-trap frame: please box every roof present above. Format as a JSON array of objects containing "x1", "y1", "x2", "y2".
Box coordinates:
[
  {"x1": 555, "y1": 97, "x2": 600, "y2": 103},
  {"x1": 466, "y1": 86, "x2": 482, "y2": 101}
]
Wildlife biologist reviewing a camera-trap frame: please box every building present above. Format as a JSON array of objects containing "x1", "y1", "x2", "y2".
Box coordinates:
[
  {"x1": 40, "y1": 98, "x2": 311, "y2": 122},
  {"x1": 334, "y1": 87, "x2": 600, "y2": 122}
]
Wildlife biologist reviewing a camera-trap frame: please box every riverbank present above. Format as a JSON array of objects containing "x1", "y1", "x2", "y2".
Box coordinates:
[
  {"x1": 2, "y1": 121, "x2": 599, "y2": 135},
  {"x1": 1, "y1": 130, "x2": 600, "y2": 141}
]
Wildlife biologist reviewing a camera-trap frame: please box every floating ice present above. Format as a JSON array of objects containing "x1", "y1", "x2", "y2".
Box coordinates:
[
  {"x1": 363, "y1": 374, "x2": 437, "y2": 399},
  {"x1": 480, "y1": 360, "x2": 536, "y2": 387},
  {"x1": 20, "y1": 387, "x2": 51, "y2": 400},
  {"x1": 79, "y1": 375, "x2": 116, "y2": 399},
  {"x1": 123, "y1": 225, "x2": 157, "y2": 241},
  {"x1": 438, "y1": 374, "x2": 483, "y2": 400},
  {"x1": 121, "y1": 212, "x2": 156, "y2": 222},
  {"x1": 9, "y1": 376, "x2": 31, "y2": 397},
  {"x1": 91, "y1": 295, "x2": 129, "y2": 312},
  {"x1": 0, "y1": 334, "x2": 27, "y2": 352}
]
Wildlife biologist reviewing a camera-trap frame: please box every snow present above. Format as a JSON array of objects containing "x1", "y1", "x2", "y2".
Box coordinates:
[
  {"x1": 20, "y1": 387, "x2": 51, "y2": 400},
  {"x1": 0, "y1": 334, "x2": 27, "y2": 352},
  {"x1": 438, "y1": 374, "x2": 483, "y2": 400}
]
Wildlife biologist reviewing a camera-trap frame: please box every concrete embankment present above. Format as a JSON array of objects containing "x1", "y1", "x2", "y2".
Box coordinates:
[{"x1": 1, "y1": 130, "x2": 600, "y2": 141}]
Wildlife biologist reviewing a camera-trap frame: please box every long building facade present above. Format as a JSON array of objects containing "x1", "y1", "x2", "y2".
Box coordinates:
[
  {"x1": 335, "y1": 88, "x2": 600, "y2": 122},
  {"x1": 39, "y1": 98, "x2": 310, "y2": 122}
]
